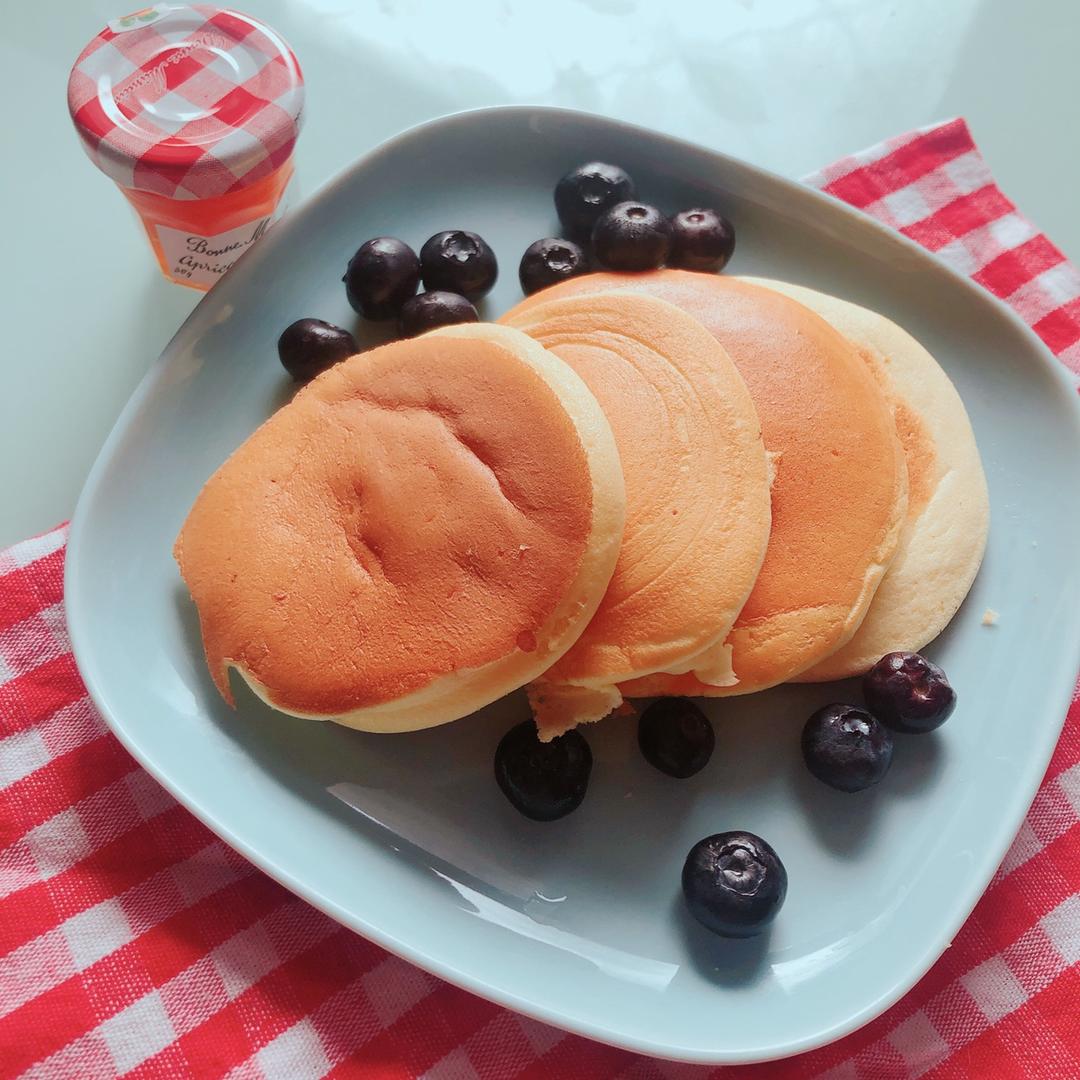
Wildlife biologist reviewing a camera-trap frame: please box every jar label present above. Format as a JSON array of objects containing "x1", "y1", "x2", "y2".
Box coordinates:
[{"x1": 155, "y1": 214, "x2": 275, "y2": 290}]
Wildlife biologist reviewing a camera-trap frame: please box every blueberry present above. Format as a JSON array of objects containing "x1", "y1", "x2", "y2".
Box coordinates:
[
  {"x1": 801, "y1": 704, "x2": 893, "y2": 792},
  {"x1": 638, "y1": 698, "x2": 714, "y2": 778},
  {"x1": 592, "y1": 202, "x2": 672, "y2": 271},
  {"x1": 398, "y1": 291, "x2": 479, "y2": 338},
  {"x1": 864, "y1": 651, "x2": 956, "y2": 734},
  {"x1": 494, "y1": 720, "x2": 592, "y2": 821},
  {"x1": 682, "y1": 832, "x2": 787, "y2": 938},
  {"x1": 554, "y1": 162, "x2": 637, "y2": 239},
  {"x1": 419, "y1": 230, "x2": 498, "y2": 301},
  {"x1": 277, "y1": 319, "x2": 357, "y2": 383},
  {"x1": 519, "y1": 238, "x2": 590, "y2": 295},
  {"x1": 343, "y1": 237, "x2": 420, "y2": 320},
  {"x1": 668, "y1": 208, "x2": 736, "y2": 272}
]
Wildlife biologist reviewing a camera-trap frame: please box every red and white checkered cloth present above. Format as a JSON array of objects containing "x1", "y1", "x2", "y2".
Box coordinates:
[
  {"x1": 1, "y1": 118, "x2": 1078, "y2": 1079},
  {"x1": 67, "y1": 6, "x2": 303, "y2": 200}
]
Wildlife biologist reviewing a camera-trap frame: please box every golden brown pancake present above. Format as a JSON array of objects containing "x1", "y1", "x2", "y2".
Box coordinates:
[
  {"x1": 174, "y1": 324, "x2": 626, "y2": 731},
  {"x1": 505, "y1": 270, "x2": 908, "y2": 695},
  {"x1": 500, "y1": 292, "x2": 770, "y2": 736},
  {"x1": 738, "y1": 278, "x2": 989, "y2": 680}
]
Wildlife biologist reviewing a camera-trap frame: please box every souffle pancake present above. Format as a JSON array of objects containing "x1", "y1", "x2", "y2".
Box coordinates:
[
  {"x1": 740, "y1": 278, "x2": 989, "y2": 680},
  {"x1": 500, "y1": 291, "x2": 771, "y2": 737},
  {"x1": 175, "y1": 324, "x2": 626, "y2": 732}
]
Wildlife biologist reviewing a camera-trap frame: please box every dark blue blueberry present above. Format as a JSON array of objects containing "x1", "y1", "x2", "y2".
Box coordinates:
[
  {"x1": 555, "y1": 162, "x2": 637, "y2": 239},
  {"x1": 519, "y1": 238, "x2": 589, "y2": 295},
  {"x1": 682, "y1": 831, "x2": 787, "y2": 938},
  {"x1": 638, "y1": 697, "x2": 714, "y2": 778},
  {"x1": 398, "y1": 291, "x2": 478, "y2": 337},
  {"x1": 419, "y1": 230, "x2": 498, "y2": 300},
  {"x1": 801, "y1": 704, "x2": 894, "y2": 792},
  {"x1": 494, "y1": 720, "x2": 592, "y2": 821},
  {"x1": 863, "y1": 651, "x2": 956, "y2": 734},
  {"x1": 592, "y1": 202, "x2": 671, "y2": 271},
  {"x1": 668, "y1": 208, "x2": 735, "y2": 272},
  {"x1": 277, "y1": 319, "x2": 357, "y2": 382},
  {"x1": 343, "y1": 237, "x2": 420, "y2": 320}
]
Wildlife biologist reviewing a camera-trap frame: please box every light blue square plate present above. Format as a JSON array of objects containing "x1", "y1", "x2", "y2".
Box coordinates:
[{"x1": 66, "y1": 107, "x2": 1080, "y2": 1064}]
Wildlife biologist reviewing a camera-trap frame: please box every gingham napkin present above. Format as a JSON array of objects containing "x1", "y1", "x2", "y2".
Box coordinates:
[{"x1": 1, "y1": 118, "x2": 1078, "y2": 1079}]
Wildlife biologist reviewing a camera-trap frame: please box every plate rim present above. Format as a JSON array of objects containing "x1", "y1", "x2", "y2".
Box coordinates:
[{"x1": 65, "y1": 103, "x2": 1080, "y2": 1064}]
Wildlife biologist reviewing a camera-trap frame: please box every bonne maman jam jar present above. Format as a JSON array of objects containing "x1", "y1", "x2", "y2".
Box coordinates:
[{"x1": 68, "y1": 5, "x2": 304, "y2": 290}]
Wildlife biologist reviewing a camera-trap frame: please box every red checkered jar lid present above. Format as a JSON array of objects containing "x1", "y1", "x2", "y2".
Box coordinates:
[{"x1": 67, "y1": 4, "x2": 304, "y2": 201}]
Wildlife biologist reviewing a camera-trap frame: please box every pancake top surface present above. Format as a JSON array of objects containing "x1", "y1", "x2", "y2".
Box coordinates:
[
  {"x1": 175, "y1": 331, "x2": 599, "y2": 715},
  {"x1": 507, "y1": 270, "x2": 908, "y2": 691},
  {"x1": 502, "y1": 291, "x2": 771, "y2": 686}
]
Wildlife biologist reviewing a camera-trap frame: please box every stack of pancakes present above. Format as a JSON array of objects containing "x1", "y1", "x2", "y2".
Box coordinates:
[{"x1": 176, "y1": 271, "x2": 988, "y2": 739}]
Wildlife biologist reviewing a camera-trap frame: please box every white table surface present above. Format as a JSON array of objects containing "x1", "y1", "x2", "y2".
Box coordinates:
[{"x1": 3, "y1": 0, "x2": 1078, "y2": 548}]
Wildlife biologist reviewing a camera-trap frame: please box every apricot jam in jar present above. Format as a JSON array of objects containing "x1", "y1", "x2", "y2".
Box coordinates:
[{"x1": 67, "y1": 5, "x2": 304, "y2": 290}]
